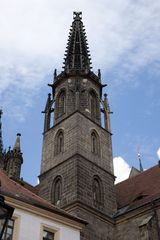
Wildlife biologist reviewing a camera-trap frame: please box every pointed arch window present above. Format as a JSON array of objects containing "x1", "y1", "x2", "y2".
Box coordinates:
[
  {"x1": 54, "y1": 130, "x2": 64, "y2": 155},
  {"x1": 91, "y1": 131, "x2": 100, "y2": 155},
  {"x1": 51, "y1": 176, "x2": 62, "y2": 205},
  {"x1": 57, "y1": 90, "x2": 66, "y2": 117},
  {"x1": 93, "y1": 176, "x2": 103, "y2": 206},
  {"x1": 89, "y1": 90, "x2": 98, "y2": 119}
]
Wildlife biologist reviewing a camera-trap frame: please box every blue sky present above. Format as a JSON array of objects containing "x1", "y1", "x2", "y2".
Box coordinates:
[{"x1": 0, "y1": 0, "x2": 160, "y2": 184}]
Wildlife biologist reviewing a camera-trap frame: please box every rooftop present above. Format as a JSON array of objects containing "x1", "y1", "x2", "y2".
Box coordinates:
[
  {"x1": 115, "y1": 164, "x2": 160, "y2": 215},
  {"x1": 0, "y1": 169, "x2": 87, "y2": 225}
]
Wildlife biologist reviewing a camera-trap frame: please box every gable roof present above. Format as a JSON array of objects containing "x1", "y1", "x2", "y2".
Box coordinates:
[
  {"x1": 0, "y1": 170, "x2": 87, "y2": 225},
  {"x1": 115, "y1": 164, "x2": 160, "y2": 214},
  {"x1": 129, "y1": 166, "x2": 141, "y2": 178}
]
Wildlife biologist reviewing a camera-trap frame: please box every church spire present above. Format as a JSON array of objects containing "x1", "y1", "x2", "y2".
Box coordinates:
[
  {"x1": 138, "y1": 152, "x2": 143, "y2": 172},
  {"x1": 0, "y1": 109, "x2": 3, "y2": 154},
  {"x1": 63, "y1": 12, "x2": 92, "y2": 72}
]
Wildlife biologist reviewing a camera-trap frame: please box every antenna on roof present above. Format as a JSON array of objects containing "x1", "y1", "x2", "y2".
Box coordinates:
[{"x1": 137, "y1": 146, "x2": 143, "y2": 172}]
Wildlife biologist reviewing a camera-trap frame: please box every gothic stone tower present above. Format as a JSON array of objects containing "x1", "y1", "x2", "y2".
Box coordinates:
[
  {"x1": 39, "y1": 12, "x2": 117, "y2": 240},
  {"x1": 0, "y1": 110, "x2": 23, "y2": 180}
]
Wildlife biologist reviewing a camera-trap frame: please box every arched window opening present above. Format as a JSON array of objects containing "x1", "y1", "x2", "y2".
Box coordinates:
[
  {"x1": 58, "y1": 131, "x2": 64, "y2": 153},
  {"x1": 52, "y1": 176, "x2": 62, "y2": 205},
  {"x1": 91, "y1": 131, "x2": 99, "y2": 155},
  {"x1": 57, "y1": 90, "x2": 66, "y2": 117},
  {"x1": 89, "y1": 91, "x2": 98, "y2": 119},
  {"x1": 55, "y1": 130, "x2": 64, "y2": 155},
  {"x1": 93, "y1": 176, "x2": 103, "y2": 206}
]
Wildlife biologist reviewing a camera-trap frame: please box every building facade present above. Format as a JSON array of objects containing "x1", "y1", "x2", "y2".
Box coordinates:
[{"x1": 1, "y1": 11, "x2": 160, "y2": 240}]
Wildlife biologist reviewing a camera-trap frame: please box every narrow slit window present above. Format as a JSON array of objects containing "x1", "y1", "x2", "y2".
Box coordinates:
[
  {"x1": 89, "y1": 91, "x2": 98, "y2": 119},
  {"x1": 51, "y1": 176, "x2": 62, "y2": 205},
  {"x1": 55, "y1": 130, "x2": 64, "y2": 156},
  {"x1": 93, "y1": 176, "x2": 103, "y2": 206},
  {"x1": 91, "y1": 131, "x2": 99, "y2": 155},
  {"x1": 57, "y1": 90, "x2": 66, "y2": 117}
]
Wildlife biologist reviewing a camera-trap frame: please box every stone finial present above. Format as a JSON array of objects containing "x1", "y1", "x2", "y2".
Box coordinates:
[
  {"x1": 73, "y1": 12, "x2": 82, "y2": 20},
  {"x1": 13, "y1": 133, "x2": 21, "y2": 152},
  {"x1": 98, "y1": 69, "x2": 101, "y2": 80},
  {"x1": 54, "y1": 69, "x2": 57, "y2": 81}
]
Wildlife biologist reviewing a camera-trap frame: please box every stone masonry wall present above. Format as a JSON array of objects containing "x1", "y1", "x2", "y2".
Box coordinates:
[
  {"x1": 39, "y1": 157, "x2": 78, "y2": 206},
  {"x1": 39, "y1": 153, "x2": 116, "y2": 217},
  {"x1": 41, "y1": 112, "x2": 113, "y2": 175},
  {"x1": 68, "y1": 206, "x2": 115, "y2": 240},
  {"x1": 115, "y1": 210, "x2": 159, "y2": 240}
]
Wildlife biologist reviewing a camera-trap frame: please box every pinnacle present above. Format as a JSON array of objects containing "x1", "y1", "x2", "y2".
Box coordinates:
[{"x1": 13, "y1": 133, "x2": 21, "y2": 152}]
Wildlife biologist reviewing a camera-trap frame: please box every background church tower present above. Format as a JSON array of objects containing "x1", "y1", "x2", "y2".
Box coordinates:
[
  {"x1": 5, "y1": 133, "x2": 23, "y2": 180},
  {"x1": 39, "y1": 12, "x2": 117, "y2": 239},
  {"x1": 0, "y1": 110, "x2": 23, "y2": 180}
]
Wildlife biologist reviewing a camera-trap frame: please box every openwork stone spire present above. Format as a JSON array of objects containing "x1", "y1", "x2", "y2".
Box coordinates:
[
  {"x1": 0, "y1": 109, "x2": 3, "y2": 154},
  {"x1": 63, "y1": 12, "x2": 92, "y2": 72}
]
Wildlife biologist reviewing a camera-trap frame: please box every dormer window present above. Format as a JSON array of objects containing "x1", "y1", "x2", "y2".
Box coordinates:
[{"x1": 133, "y1": 193, "x2": 147, "y2": 202}]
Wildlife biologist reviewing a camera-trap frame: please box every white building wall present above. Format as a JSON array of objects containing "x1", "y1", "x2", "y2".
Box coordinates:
[{"x1": 13, "y1": 207, "x2": 81, "y2": 240}]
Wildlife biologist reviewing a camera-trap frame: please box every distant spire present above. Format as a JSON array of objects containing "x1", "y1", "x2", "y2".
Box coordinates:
[
  {"x1": 13, "y1": 133, "x2": 21, "y2": 152},
  {"x1": 63, "y1": 12, "x2": 92, "y2": 72},
  {"x1": 0, "y1": 109, "x2": 3, "y2": 154},
  {"x1": 138, "y1": 152, "x2": 143, "y2": 172}
]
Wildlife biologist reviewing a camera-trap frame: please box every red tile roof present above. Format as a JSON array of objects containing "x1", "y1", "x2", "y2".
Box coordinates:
[
  {"x1": 12, "y1": 178, "x2": 38, "y2": 194},
  {"x1": 0, "y1": 170, "x2": 86, "y2": 224},
  {"x1": 115, "y1": 164, "x2": 160, "y2": 213}
]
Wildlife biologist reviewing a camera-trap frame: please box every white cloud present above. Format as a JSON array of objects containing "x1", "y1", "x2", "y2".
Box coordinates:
[
  {"x1": 113, "y1": 156, "x2": 131, "y2": 184},
  {"x1": 157, "y1": 148, "x2": 160, "y2": 160},
  {"x1": 0, "y1": 0, "x2": 160, "y2": 120}
]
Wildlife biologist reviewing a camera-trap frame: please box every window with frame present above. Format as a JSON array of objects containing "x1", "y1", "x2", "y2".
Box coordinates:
[
  {"x1": 2, "y1": 219, "x2": 14, "y2": 240},
  {"x1": 43, "y1": 229, "x2": 55, "y2": 240}
]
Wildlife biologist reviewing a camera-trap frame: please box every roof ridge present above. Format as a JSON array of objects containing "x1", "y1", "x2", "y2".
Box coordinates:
[{"x1": 115, "y1": 164, "x2": 159, "y2": 186}]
